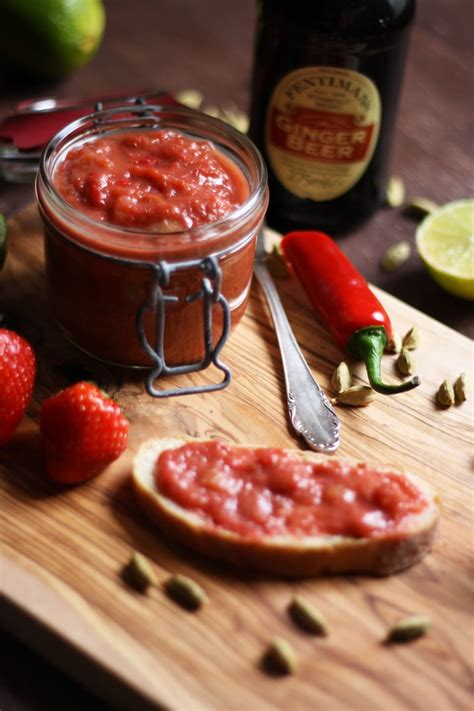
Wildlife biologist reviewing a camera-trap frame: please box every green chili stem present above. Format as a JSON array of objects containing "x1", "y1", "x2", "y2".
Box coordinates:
[{"x1": 348, "y1": 326, "x2": 421, "y2": 395}]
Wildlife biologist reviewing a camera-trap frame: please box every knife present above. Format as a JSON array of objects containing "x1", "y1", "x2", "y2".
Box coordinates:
[{"x1": 254, "y1": 230, "x2": 340, "y2": 453}]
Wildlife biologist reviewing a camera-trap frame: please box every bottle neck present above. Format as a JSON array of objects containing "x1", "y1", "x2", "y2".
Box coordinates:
[{"x1": 259, "y1": 0, "x2": 416, "y2": 41}]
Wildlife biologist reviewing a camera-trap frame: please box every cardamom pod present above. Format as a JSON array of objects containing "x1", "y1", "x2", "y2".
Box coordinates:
[
  {"x1": 219, "y1": 104, "x2": 250, "y2": 133},
  {"x1": 288, "y1": 595, "x2": 328, "y2": 636},
  {"x1": 123, "y1": 551, "x2": 158, "y2": 592},
  {"x1": 402, "y1": 326, "x2": 421, "y2": 350},
  {"x1": 436, "y1": 379, "x2": 455, "y2": 408},
  {"x1": 203, "y1": 105, "x2": 220, "y2": 118},
  {"x1": 405, "y1": 197, "x2": 439, "y2": 219},
  {"x1": 386, "y1": 615, "x2": 430, "y2": 643},
  {"x1": 386, "y1": 176, "x2": 405, "y2": 207},
  {"x1": 267, "y1": 244, "x2": 288, "y2": 279},
  {"x1": 263, "y1": 637, "x2": 298, "y2": 675},
  {"x1": 385, "y1": 330, "x2": 402, "y2": 354},
  {"x1": 202, "y1": 103, "x2": 249, "y2": 132},
  {"x1": 333, "y1": 385, "x2": 375, "y2": 407},
  {"x1": 164, "y1": 574, "x2": 208, "y2": 610},
  {"x1": 380, "y1": 241, "x2": 411, "y2": 273},
  {"x1": 396, "y1": 348, "x2": 414, "y2": 376},
  {"x1": 331, "y1": 362, "x2": 352, "y2": 394},
  {"x1": 454, "y1": 372, "x2": 468, "y2": 403},
  {"x1": 174, "y1": 89, "x2": 204, "y2": 110}
]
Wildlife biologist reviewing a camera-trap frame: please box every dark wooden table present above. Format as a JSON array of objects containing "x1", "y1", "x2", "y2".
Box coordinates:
[{"x1": 1, "y1": 1, "x2": 472, "y2": 709}]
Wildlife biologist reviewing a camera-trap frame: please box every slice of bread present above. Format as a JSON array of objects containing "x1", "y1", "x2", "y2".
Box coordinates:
[{"x1": 132, "y1": 438, "x2": 440, "y2": 577}]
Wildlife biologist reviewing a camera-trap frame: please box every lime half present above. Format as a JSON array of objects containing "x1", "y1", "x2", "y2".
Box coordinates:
[
  {"x1": 416, "y1": 199, "x2": 474, "y2": 300},
  {"x1": 0, "y1": 213, "x2": 7, "y2": 269}
]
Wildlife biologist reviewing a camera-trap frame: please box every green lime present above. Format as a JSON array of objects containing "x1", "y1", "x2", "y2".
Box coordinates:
[
  {"x1": 0, "y1": 0, "x2": 106, "y2": 79},
  {"x1": 415, "y1": 199, "x2": 474, "y2": 301},
  {"x1": 0, "y1": 214, "x2": 7, "y2": 270}
]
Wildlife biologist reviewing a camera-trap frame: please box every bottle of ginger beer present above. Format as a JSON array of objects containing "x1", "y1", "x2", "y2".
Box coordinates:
[{"x1": 249, "y1": 0, "x2": 416, "y2": 233}]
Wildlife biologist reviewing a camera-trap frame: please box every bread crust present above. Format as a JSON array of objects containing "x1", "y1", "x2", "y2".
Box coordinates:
[{"x1": 132, "y1": 438, "x2": 440, "y2": 577}]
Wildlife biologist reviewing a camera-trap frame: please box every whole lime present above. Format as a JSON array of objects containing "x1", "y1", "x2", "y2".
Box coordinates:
[{"x1": 0, "y1": 0, "x2": 106, "y2": 79}]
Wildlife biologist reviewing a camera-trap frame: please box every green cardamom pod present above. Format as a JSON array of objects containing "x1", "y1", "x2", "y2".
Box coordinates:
[
  {"x1": 385, "y1": 176, "x2": 406, "y2": 207},
  {"x1": 436, "y1": 379, "x2": 455, "y2": 408},
  {"x1": 164, "y1": 574, "x2": 208, "y2": 610},
  {"x1": 405, "y1": 197, "x2": 439, "y2": 219},
  {"x1": 331, "y1": 362, "x2": 352, "y2": 394},
  {"x1": 123, "y1": 551, "x2": 158, "y2": 592},
  {"x1": 263, "y1": 637, "x2": 298, "y2": 675},
  {"x1": 219, "y1": 104, "x2": 250, "y2": 133},
  {"x1": 386, "y1": 615, "x2": 430, "y2": 643},
  {"x1": 385, "y1": 330, "x2": 402, "y2": 354},
  {"x1": 402, "y1": 326, "x2": 421, "y2": 350},
  {"x1": 334, "y1": 385, "x2": 375, "y2": 407},
  {"x1": 453, "y1": 372, "x2": 468, "y2": 403},
  {"x1": 203, "y1": 105, "x2": 221, "y2": 118},
  {"x1": 173, "y1": 89, "x2": 204, "y2": 110},
  {"x1": 396, "y1": 348, "x2": 414, "y2": 376},
  {"x1": 267, "y1": 244, "x2": 288, "y2": 279},
  {"x1": 288, "y1": 595, "x2": 328, "y2": 636},
  {"x1": 381, "y1": 241, "x2": 411, "y2": 273}
]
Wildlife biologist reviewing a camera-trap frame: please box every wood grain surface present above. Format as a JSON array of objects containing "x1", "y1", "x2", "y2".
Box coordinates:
[{"x1": 1, "y1": 204, "x2": 472, "y2": 710}]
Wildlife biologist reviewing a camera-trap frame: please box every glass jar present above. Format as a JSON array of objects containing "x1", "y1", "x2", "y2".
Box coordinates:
[{"x1": 36, "y1": 104, "x2": 268, "y2": 389}]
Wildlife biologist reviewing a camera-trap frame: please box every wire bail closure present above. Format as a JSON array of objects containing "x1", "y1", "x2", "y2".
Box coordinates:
[{"x1": 136, "y1": 255, "x2": 232, "y2": 397}]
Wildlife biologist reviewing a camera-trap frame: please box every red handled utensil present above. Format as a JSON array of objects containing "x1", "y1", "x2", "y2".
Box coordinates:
[{"x1": 0, "y1": 90, "x2": 178, "y2": 182}]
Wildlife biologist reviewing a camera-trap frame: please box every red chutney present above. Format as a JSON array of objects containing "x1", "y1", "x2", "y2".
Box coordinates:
[
  {"x1": 54, "y1": 130, "x2": 250, "y2": 231},
  {"x1": 156, "y1": 441, "x2": 428, "y2": 539}
]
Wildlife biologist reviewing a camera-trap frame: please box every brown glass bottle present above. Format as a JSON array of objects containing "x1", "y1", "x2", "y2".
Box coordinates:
[{"x1": 249, "y1": 0, "x2": 416, "y2": 234}]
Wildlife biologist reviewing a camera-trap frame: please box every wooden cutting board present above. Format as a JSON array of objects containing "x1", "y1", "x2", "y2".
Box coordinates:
[{"x1": 1, "y1": 204, "x2": 472, "y2": 711}]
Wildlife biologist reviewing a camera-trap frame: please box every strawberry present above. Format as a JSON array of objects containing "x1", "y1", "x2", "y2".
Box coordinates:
[
  {"x1": 0, "y1": 329, "x2": 36, "y2": 445},
  {"x1": 40, "y1": 381, "x2": 129, "y2": 484}
]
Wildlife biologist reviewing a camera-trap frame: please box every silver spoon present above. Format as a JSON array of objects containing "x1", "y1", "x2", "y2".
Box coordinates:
[{"x1": 253, "y1": 231, "x2": 340, "y2": 453}]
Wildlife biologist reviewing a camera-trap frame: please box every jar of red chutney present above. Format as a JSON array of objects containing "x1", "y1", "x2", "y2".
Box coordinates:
[{"x1": 36, "y1": 104, "x2": 268, "y2": 396}]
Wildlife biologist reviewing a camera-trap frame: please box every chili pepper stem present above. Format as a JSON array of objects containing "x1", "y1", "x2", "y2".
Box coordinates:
[{"x1": 347, "y1": 327, "x2": 421, "y2": 395}]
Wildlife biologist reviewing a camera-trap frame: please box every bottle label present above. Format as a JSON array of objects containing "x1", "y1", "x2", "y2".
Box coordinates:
[{"x1": 265, "y1": 66, "x2": 381, "y2": 201}]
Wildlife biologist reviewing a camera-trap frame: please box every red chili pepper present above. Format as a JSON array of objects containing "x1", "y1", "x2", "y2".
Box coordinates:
[{"x1": 281, "y1": 231, "x2": 420, "y2": 395}]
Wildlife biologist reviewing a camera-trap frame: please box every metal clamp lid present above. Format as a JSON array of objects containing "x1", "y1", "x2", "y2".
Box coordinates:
[{"x1": 136, "y1": 255, "x2": 232, "y2": 397}]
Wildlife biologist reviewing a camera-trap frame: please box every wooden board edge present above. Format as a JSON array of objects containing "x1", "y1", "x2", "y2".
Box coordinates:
[
  {"x1": 370, "y1": 285, "x2": 473, "y2": 347},
  {"x1": 0, "y1": 549, "x2": 195, "y2": 711},
  {"x1": 0, "y1": 595, "x2": 161, "y2": 711}
]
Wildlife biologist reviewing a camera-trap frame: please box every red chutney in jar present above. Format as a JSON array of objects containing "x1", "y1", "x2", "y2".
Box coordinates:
[
  {"x1": 53, "y1": 130, "x2": 250, "y2": 231},
  {"x1": 39, "y1": 122, "x2": 267, "y2": 367},
  {"x1": 156, "y1": 441, "x2": 428, "y2": 539}
]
